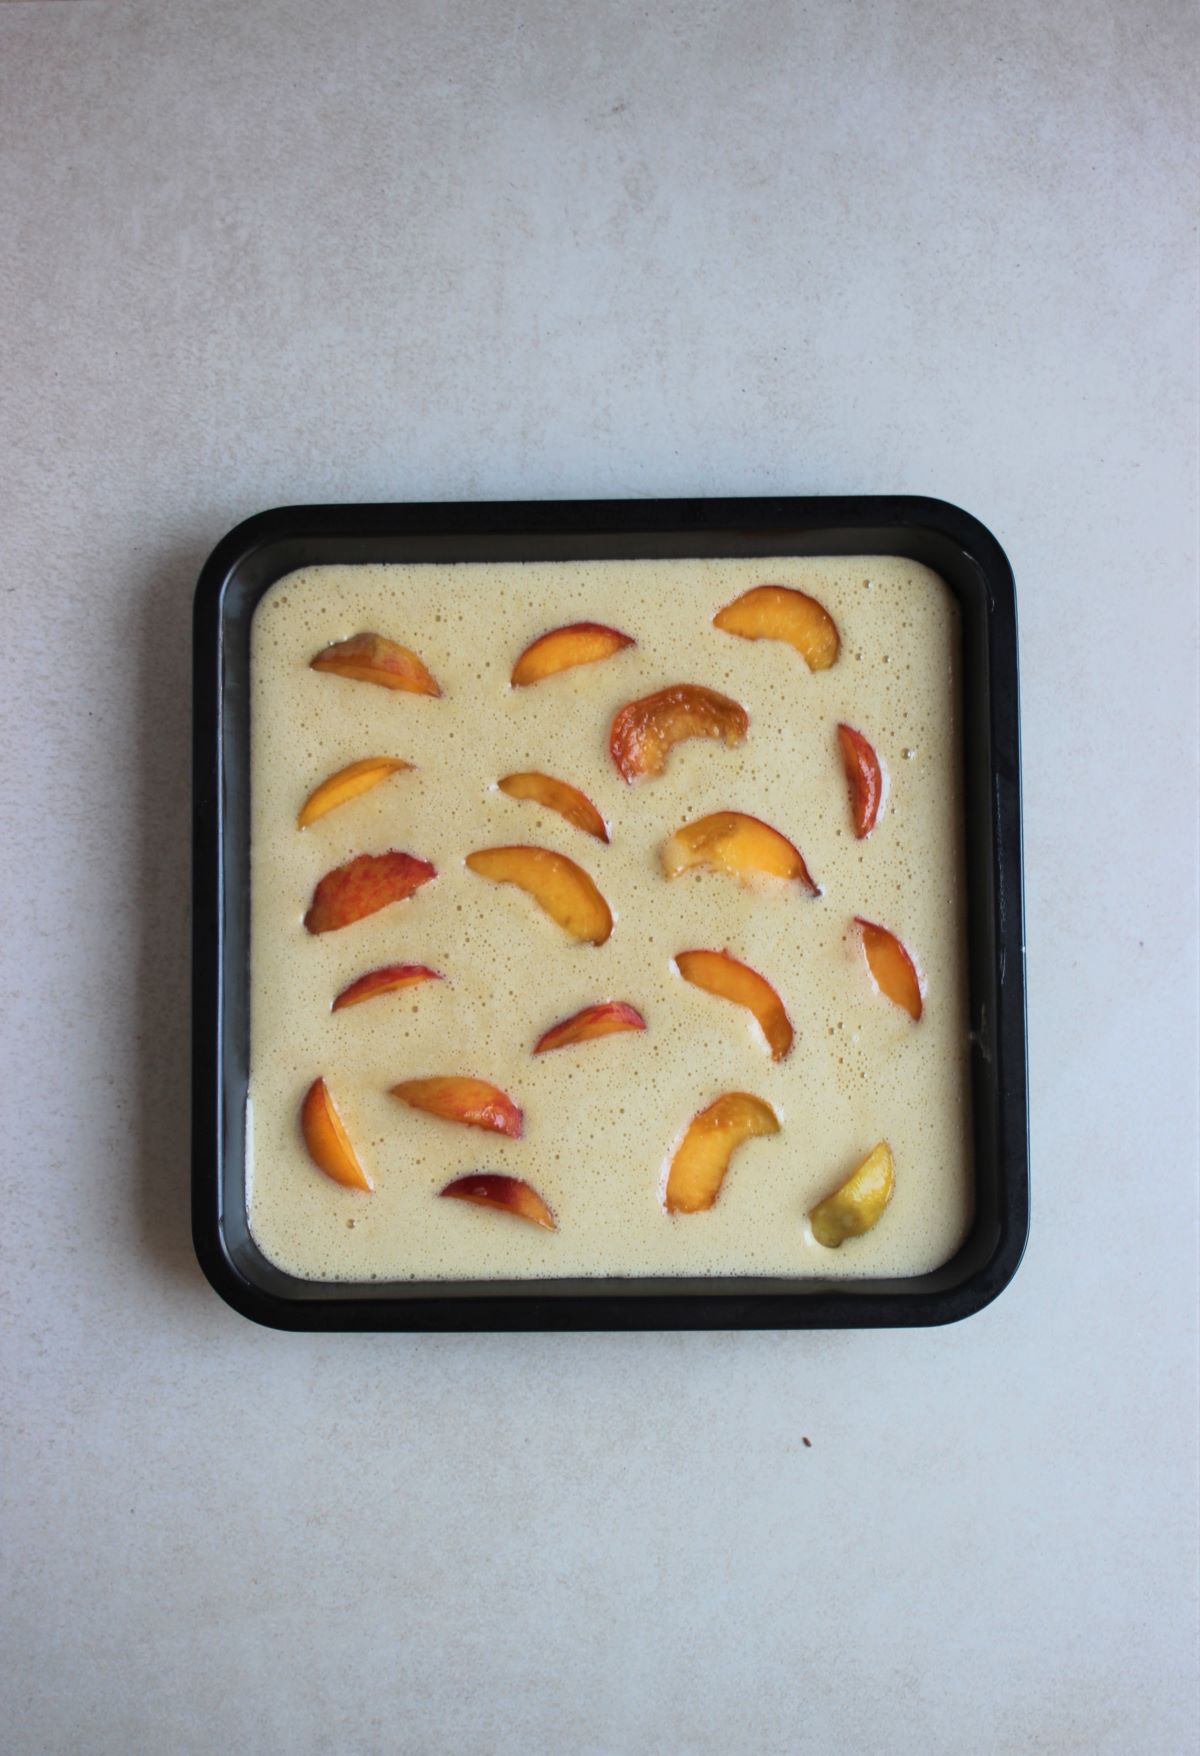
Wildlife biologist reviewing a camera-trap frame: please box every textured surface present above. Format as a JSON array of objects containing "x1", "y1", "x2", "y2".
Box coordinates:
[
  {"x1": 1, "y1": 2, "x2": 1196, "y2": 1752},
  {"x1": 246, "y1": 556, "x2": 972, "y2": 1284}
]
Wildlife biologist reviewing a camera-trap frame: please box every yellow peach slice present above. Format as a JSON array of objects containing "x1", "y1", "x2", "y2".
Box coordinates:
[
  {"x1": 674, "y1": 949, "x2": 793, "y2": 1061},
  {"x1": 297, "y1": 757, "x2": 412, "y2": 829},
  {"x1": 304, "y1": 850, "x2": 436, "y2": 934},
  {"x1": 809, "y1": 1141, "x2": 895, "y2": 1246},
  {"x1": 331, "y1": 963, "x2": 442, "y2": 1011},
  {"x1": 662, "y1": 812, "x2": 818, "y2": 893},
  {"x1": 390, "y1": 1076, "x2": 523, "y2": 1138},
  {"x1": 609, "y1": 684, "x2": 748, "y2": 782},
  {"x1": 511, "y1": 621, "x2": 634, "y2": 686},
  {"x1": 300, "y1": 1077, "x2": 373, "y2": 1192},
  {"x1": 713, "y1": 585, "x2": 840, "y2": 670},
  {"x1": 664, "y1": 1092, "x2": 780, "y2": 1214},
  {"x1": 497, "y1": 771, "x2": 609, "y2": 842},
  {"x1": 532, "y1": 1001, "x2": 646, "y2": 1055},
  {"x1": 465, "y1": 845, "x2": 613, "y2": 945},
  {"x1": 310, "y1": 632, "x2": 441, "y2": 697},
  {"x1": 855, "y1": 917, "x2": 923, "y2": 1020},
  {"x1": 439, "y1": 1173, "x2": 557, "y2": 1230}
]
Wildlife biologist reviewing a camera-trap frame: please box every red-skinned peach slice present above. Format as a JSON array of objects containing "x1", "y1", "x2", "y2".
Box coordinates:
[
  {"x1": 497, "y1": 771, "x2": 609, "y2": 842},
  {"x1": 511, "y1": 621, "x2": 634, "y2": 686},
  {"x1": 855, "y1": 917, "x2": 923, "y2": 1020},
  {"x1": 310, "y1": 632, "x2": 441, "y2": 697},
  {"x1": 532, "y1": 1001, "x2": 646, "y2": 1055},
  {"x1": 662, "y1": 812, "x2": 818, "y2": 893},
  {"x1": 439, "y1": 1173, "x2": 556, "y2": 1230},
  {"x1": 674, "y1": 949, "x2": 793, "y2": 1061},
  {"x1": 465, "y1": 845, "x2": 612, "y2": 944},
  {"x1": 304, "y1": 850, "x2": 436, "y2": 934},
  {"x1": 390, "y1": 1076, "x2": 523, "y2": 1138},
  {"x1": 712, "y1": 585, "x2": 840, "y2": 671},
  {"x1": 837, "y1": 724, "x2": 884, "y2": 838},
  {"x1": 300, "y1": 1077, "x2": 373, "y2": 1192},
  {"x1": 664, "y1": 1092, "x2": 780, "y2": 1214},
  {"x1": 297, "y1": 756, "x2": 412, "y2": 829},
  {"x1": 609, "y1": 684, "x2": 748, "y2": 782},
  {"x1": 331, "y1": 963, "x2": 442, "y2": 1012}
]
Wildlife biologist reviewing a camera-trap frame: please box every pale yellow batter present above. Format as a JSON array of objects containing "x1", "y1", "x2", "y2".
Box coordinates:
[{"x1": 247, "y1": 556, "x2": 972, "y2": 1281}]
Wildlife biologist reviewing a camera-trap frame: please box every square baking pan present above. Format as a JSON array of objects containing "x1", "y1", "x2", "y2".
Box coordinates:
[{"x1": 193, "y1": 496, "x2": 1027, "y2": 1330}]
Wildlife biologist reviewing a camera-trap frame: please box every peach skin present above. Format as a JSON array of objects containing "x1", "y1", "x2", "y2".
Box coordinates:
[
  {"x1": 511, "y1": 621, "x2": 634, "y2": 686},
  {"x1": 297, "y1": 757, "x2": 412, "y2": 829},
  {"x1": 712, "y1": 585, "x2": 839, "y2": 671},
  {"x1": 497, "y1": 771, "x2": 609, "y2": 842},
  {"x1": 809, "y1": 1142, "x2": 895, "y2": 1247},
  {"x1": 310, "y1": 632, "x2": 441, "y2": 696},
  {"x1": 304, "y1": 850, "x2": 436, "y2": 934},
  {"x1": 662, "y1": 812, "x2": 817, "y2": 893},
  {"x1": 300, "y1": 1077, "x2": 374, "y2": 1192},
  {"x1": 532, "y1": 1001, "x2": 646, "y2": 1055},
  {"x1": 664, "y1": 1092, "x2": 780, "y2": 1214},
  {"x1": 837, "y1": 724, "x2": 884, "y2": 839},
  {"x1": 331, "y1": 964, "x2": 442, "y2": 1012},
  {"x1": 465, "y1": 845, "x2": 613, "y2": 944},
  {"x1": 390, "y1": 1077, "x2": 523, "y2": 1139},
  {"x1": 674, "y1": 949, "x2": 793, "y2": 1061},
  {"x1": 609, "y1": 684, "x2": 748, "y2": 782},
  {"x1": 855, "y1": 918, "x2": 923, "y2": 1020},
  {"x1": 439, "y1": 1173, "x2": 557, "y2": 1230}
]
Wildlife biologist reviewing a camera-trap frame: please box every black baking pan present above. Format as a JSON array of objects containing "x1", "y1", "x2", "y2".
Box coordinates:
[{"x1": 193, "y1": 497, "x2": 1027, "y2": 1330}]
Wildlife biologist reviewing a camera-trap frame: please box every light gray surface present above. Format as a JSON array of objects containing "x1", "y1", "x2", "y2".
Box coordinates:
[{"x1": 2, "y1": 3, "x2": 1197, "y2": 1752}]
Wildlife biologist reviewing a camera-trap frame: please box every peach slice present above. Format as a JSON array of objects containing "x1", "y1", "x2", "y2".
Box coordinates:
[
  {"x1": 332, "y1": 963, "x2": 442, "y2": 1012},
  {"x1": 674, "y1": 949, "x2": 793, "y2": 1061},
  {"x1": 855, "y1": 917, "x2": 923, "y2": 1020},
  {"x1": 297, "y1": 756, "x2": 412, "y2": 829},
  {"x1": 837, "y1": 724, "x2": 884, "y2": 839},
  {"x1": 498, "y1": 771, "x2": 609, "y2": 842},
  {"x1": 439, "y1": 1173, "x2": 557, "y2": 1230},
  {"x1": 712, "y1": 585, "x2": 840, "y2": 671},
  {"x1": 304, "y1": 850, "x2": 436, "y2": 934},
  {"x1": 809, "y1": 1141, "x2": 895, "y2": 1247},
  {"x1": 662, "y1": 812, "x2": 818, "y2": 893},
  {"x1": 465, "y1": 845, "x2": 613, "y2": 945},
  {"x1": 310, "y1": 632, "x2": 441, "y2": 697},
  {"x1": 609, "y1": 684, "x2": 748, "y2": 783},
  {"x1": 390, "y1": 1076, "x2": 523, "y2": 1139},
  {"x1": 511, "y1": 621, "x2": 634, "y2": 686},
  {"x1": 533, "y1": 1001, "x2": 646, "y2": 1055},
  {"x1": 300, "y1": 1077, "x2": 373, "y2": 1192},
  {"x1": 664, "y1": 1092, "x2": 780, "y2": 1214}
]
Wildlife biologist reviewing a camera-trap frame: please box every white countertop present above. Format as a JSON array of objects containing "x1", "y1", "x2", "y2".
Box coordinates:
[{"x1": 2, "y1": 3, "x2": 1196, "y2": 1752}]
